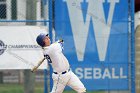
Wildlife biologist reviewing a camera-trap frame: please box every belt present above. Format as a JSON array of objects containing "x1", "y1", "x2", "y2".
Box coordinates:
[{"x1": 53, "y1": 69, "x2": 70, "y2": 74}]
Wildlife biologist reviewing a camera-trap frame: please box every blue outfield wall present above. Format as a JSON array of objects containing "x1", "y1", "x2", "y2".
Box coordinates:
[{"x1": 54, "y1": 0, "x2": 129, "y2": 90}]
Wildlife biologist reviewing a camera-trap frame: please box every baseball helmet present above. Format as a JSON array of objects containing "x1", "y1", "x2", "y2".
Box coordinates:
[{"x1": 36, "y1": 33, "x2": 49, "y2": 47}]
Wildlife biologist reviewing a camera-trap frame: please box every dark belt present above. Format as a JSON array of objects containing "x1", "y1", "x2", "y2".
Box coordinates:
[{"x1": 53, "y1": 69, "x2": 70, "y2": 74}]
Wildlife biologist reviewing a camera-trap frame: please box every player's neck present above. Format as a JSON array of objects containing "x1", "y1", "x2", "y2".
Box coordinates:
[{"x1": 44, "y1": 43, "x2": 50, "y2": 47}]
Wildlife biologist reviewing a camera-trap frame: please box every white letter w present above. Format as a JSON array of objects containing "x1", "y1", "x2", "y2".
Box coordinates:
[{"x1": 65, "y1": 0, "x2": 119, "y2": 61}]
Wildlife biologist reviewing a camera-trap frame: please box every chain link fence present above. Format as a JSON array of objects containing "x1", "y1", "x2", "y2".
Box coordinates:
[
  {"x1": 0, "y1": 0, "x2": 50, "y2": 93},
  {"x1": 0, "y1": 0, "x2": 48, "y2": 26}
]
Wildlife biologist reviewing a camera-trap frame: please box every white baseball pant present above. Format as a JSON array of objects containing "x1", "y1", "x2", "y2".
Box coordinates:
[{"x1": 50, "y1": 70, "x2": 86, "y2": 93}]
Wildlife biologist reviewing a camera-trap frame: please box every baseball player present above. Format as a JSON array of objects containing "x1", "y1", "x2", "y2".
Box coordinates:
[{"x1": 36, "y1": 33, "x2": 86, "y2": 93}]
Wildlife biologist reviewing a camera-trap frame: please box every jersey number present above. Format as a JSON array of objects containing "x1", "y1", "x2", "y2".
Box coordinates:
[{"x1": 44, "y1": 55, "x2": 52, "y2": 63}]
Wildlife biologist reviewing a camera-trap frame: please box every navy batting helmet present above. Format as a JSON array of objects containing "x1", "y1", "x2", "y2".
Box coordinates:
[{"x1": 36, "y1": 33, "x2": 49, "y2": 47}]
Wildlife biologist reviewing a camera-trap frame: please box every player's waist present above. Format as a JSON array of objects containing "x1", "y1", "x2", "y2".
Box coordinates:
[{"x1": 53, "y1": 68, "x2": 70, "y2": 74}]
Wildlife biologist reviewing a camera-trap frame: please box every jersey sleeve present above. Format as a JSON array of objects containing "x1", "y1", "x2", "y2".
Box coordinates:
[
  {"x1": 43, "y1": 48, "x2": 48, "y2": 56},
  {"x1": 43, "y1": 48, "x2": 52, "y2": 64}
]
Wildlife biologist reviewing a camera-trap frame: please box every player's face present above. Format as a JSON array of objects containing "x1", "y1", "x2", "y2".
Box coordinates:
[{"x1": 43, "y1": 36, "x2": 50, "y2": 46}]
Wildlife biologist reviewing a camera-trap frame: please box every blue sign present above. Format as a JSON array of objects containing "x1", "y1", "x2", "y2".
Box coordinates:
[{"x1": 55, "y1": 0, "x2": 129, "y2": 90}]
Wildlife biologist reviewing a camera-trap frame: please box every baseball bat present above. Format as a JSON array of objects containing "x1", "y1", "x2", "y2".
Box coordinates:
[{"x1": 31, "y1": 57, "x2": 46, "y2": 73}]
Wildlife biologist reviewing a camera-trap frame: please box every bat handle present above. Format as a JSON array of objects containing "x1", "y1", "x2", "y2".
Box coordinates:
[
  {"x1": 31, "y1": 66, "x2": 38, "y2": 73},
  {"x1": 31, "y1": 58, "x2": 46, "y2": 73}
]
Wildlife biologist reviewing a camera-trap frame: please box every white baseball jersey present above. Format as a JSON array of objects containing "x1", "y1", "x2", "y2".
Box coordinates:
[
  {"x1": 43, "y1": 41, "x2": 86, "y2": 93},
  {"x1": 43, "y1": 42, "x2": 70, "y2": 73}
]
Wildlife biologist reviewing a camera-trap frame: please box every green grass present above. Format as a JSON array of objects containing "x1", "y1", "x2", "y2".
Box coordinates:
[
  {"x1": 0, "y1": 83, "x2": 43, "y2": 93},
  {"x1": 0, "y1": 83, "x2": 104, "y2": 93},
  {"x1": 0, "y1": 84, "x2": 23, "y2": 93}
]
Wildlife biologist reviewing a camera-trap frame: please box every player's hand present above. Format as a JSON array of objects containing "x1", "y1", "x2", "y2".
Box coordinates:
[
  {"x1": 31, "y1": 66, "x2": 38, "y2": 73},
  {"x1": 58, "y1": 39, "x2": 64, "y2": 43}
]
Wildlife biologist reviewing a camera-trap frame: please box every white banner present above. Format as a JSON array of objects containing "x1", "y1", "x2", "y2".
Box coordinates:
[{"x1": 0, "y1": 26, "x2": 48, "y2": 69}]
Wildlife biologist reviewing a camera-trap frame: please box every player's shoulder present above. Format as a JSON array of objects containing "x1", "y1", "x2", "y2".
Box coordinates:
[
  {"x1": 43, "y1": 42, "x2": 60, "y2": 53},
  {"x1": 43, "y1": 45, "x2": 51, "y2": 51},
  {"x1": 43, "y1": 44, "x2": 56, "y2": 51},
  {"x1": 43, "y1": 47, "x2": 53, "y2": 56},
  {"x1": 50, "y1": 42, "x2": 59, "y2": 48}
]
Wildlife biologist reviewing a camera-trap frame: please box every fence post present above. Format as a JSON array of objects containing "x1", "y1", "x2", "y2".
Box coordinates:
[
  {"x1": 130, "y1": 0, "x2": 135, "y2": 93},
  {"x1": 0, "y1": 72, "x2": 3, "y2": 84}
]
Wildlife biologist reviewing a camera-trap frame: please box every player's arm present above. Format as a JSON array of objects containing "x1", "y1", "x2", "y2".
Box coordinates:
[
  {"x1": 57, "y1": 39, "x2": 64, "y2": 51},
  {"x1": 47, "y1": 39, "x2": 64, "y2": 53},
  {"x1": 58, "y1": 39, "x2": 64, "y2": 50}
]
